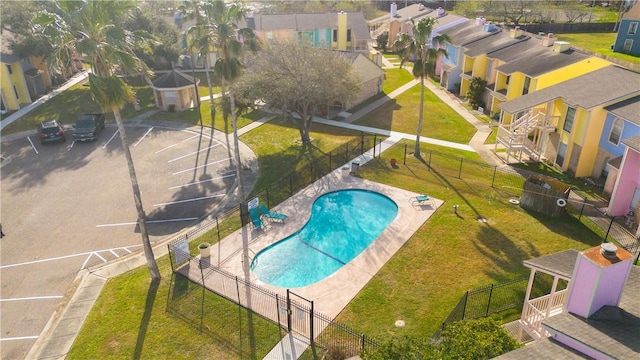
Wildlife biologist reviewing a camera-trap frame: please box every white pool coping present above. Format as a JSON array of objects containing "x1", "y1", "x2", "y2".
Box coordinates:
[{"x1": 207, "y1": 169, "x2": 442, "y2": 319}]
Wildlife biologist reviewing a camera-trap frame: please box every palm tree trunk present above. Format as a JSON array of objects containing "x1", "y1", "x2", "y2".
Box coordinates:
[
  {"x1": 229, "y1": 89, "x2": 245, "y2": 201},
  {"x1": 415, "y1": 75, "x2": 425, "y2": 158},
  {"x1": 204, "y1": 55, "x2": 216, "y2": 127},
  {"x1": 113, "y1": 108, "x2": 161, "y2": 281}
]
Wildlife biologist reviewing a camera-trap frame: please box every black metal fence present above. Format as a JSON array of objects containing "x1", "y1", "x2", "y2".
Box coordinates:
[
  {"x1": 245, "y1": 132, "x2": 383, "y2": 213},
  {"x1": 167, "y1": 239, "x2": 378, "y2": 357},
  {"x1": 431, "y1": 275, "x2": 530, "y2": 340},
  {"x1": 566, "y1": 189, "x2": 640, "y2": 260},
  {"x1": 391, "y1": 143, "x2": 533, "y2": 197}
]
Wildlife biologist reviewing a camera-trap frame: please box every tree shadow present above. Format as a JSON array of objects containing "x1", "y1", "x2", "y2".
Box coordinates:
[{"x1": 133, "y1": 278, "x2": 160, "y2": 360}]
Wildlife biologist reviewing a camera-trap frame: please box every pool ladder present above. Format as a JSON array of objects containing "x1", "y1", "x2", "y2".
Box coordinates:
[{"x1": 248, "y1": 248, "x2": 257, "y2": 269}]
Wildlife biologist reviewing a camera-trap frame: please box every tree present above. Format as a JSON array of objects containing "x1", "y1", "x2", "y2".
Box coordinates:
[
  {"x1": 360, "y1": 318, "x2": 521, "y2": 359},
  {"x1": 393, "y1": 17, "x2": 450, "y2": 159},
  {"x1": 436, "y1": 318, "x2": 522, "y2": 359},
  {"x1": 467, "y1": 77, "x2": 487, "y2": 110},
  {"x1": 235, "y1": 41, "x2": 360, "y2": 144},
  {"x1": 376, "y1": 32, "x2": 389, "y2": 52},
  {"x1": 203, "y1": 0, "x2": 261, "y2": 203},
  {"x1": 125, "y1": 3, "x2": 181, "y2": 70},
  {"x1": 33, "y1": 0, "x2": 161, "y2": 281},
  {"x1": 179, "y1": 0, "x2": 218, "y2": 124}
]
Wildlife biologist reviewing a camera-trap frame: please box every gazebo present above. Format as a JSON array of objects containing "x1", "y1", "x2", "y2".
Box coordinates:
[{"x1": 151, "y1": 70, "x2": 200, "y2": 112}]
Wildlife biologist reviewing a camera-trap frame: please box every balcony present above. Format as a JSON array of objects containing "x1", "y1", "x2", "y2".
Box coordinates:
[{"x1": 520, "y1": 289, "x2": 568, "y2": 340}]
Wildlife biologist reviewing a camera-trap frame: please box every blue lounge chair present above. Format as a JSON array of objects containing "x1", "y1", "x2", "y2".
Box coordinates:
[
  {"x1": 412, "y1": 195, "x2": 433, "y2": 207},
  {"x1": 249, "y1": 207, "x2": 265, "y2": 230},
  {"x1": 259, "y1": 204, "x2": 288, "y2": 223}
]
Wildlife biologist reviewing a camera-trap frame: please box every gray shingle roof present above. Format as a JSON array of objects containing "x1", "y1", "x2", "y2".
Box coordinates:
[
  {"x1": 496, "y1": 264, "x2": 640, "y2": 359},
  {"x1": 492, "y1": 338, "x2": 591, "y2": 359},
  {"x1": 622, "y1": 134, "x2": 640, "y2": 153},
  {"x1": 151, "y1": 70, "x2": 199, "y2": 89},
  {"x1": 523, "y1": 249, "x2": 579, "y2": 279},
  {"x1": 541, "y1": 266, "x2": 640, "y2": 359},
  {"x1": 494, "y1": 43, "x2": 591, "y2": 77},
  {"x1": 463, "y1": 31, "x2": 527, "y2": 57},
  {"x1": 604, "y1": 95, "x2": 640, "y2": 125},
  {"x1": 499, "y1": 66, "x2": 640, "y2": 114},
  {"x1": 439, "y1": 21, "x2": 502, "y2": 46}
]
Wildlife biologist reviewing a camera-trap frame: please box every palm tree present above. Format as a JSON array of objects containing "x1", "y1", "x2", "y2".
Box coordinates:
[
  {"x1": 205, "y1": 0, "x2": 261, "y2": 202},
  {"x1": 179, "y1": 0, "x2": 217, "y2": 125},
  {"x1": 33, "y1": 0, "x2": 160, "y2": 280},
  {"x1": 393, "y1": 17, "x2": 450, "y2": 158}
]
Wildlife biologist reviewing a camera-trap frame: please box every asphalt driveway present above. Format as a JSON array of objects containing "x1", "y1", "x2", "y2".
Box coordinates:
[{"x1": 0, "y1": 121, "x2": 252, "y2": 359}]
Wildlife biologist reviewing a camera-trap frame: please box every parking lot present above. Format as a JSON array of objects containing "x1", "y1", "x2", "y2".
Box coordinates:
[{"x1": 0, "y1": 122, "x2": 254, "y2": 359}]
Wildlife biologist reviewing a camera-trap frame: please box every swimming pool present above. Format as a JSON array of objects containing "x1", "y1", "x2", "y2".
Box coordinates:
[{"x1": 251, "y1": 189, "x2": 398, "y2": 288}]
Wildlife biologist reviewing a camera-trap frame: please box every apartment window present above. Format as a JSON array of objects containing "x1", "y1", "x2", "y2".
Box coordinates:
[
  {"x1": 629, "y1": 22, "x2": 638, "y2": 35},
  {"x1": 332, "y1": 29, "x2": 351, "y2": 42},
  {"x1": 505, "y1": 75, "x2": 510, "y2": 85},
  {"x1": 624, "y1": 39, "x2": 633, "y2": 52},
  {"x1": 608, "y1": 117, "x2": 623, "y2": 145},
  {"x1": 563, "y1": 106, "x2": 576, "y2": 133},
  {"x1": 266, "y1": 31, "x2": 273, "y2": 40},
  {"x1": 523, "y1": 76, "x2": 531, "y2": 95}
]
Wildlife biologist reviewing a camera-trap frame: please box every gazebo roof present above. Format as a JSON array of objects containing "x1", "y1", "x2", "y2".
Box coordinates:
[
  {"x1": 152, "y1": 70, "x2": 199, "y2": 89},
  {"x1": 523, "y1": 249, "x2": 579, "y2": 279}
]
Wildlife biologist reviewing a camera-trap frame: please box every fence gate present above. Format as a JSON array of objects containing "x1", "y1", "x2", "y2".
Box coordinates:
[{"x1": 286, "y1": 290, "x2": 314, "y2": 343}]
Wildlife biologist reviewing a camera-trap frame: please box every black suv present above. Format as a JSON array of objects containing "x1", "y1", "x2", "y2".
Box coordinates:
[
  {"x1": 38, "y1": 120, "x2": 66, "y2": 144},
  {"x1": 72, "y1": 113, "x2": 105, "y2": 142}
]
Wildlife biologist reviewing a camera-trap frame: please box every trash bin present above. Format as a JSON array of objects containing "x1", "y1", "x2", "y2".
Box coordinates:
[
  {"x1": 342, "y1": 166, "x2": 350, "y2": 177},
  {"x1": 351, "y1": 162, "x2": 360, "y2": 175}
]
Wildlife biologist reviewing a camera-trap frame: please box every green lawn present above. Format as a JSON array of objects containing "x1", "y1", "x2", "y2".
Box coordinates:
[
  {"x1": 556, "y1": 32, "x2": 640, "y2": 65},
  {"x1": 333, "y1": 140, "x2": 602, "y2": 338},
  {"x1": 355, "y1": 82, "x2": 477, "y2": 144},
  {"x1": 152, "y1": 100, "x2": 263, "y2": 133}
]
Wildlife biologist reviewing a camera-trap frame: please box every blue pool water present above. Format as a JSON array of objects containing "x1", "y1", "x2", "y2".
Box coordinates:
[{"x1": 251, "y1": 189, "x2": 398, "y2": 288}]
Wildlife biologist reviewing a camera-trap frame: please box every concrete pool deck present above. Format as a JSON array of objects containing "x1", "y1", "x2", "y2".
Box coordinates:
[{"x1": 192, "y1": 166, "x2": 442, "y2": 320}]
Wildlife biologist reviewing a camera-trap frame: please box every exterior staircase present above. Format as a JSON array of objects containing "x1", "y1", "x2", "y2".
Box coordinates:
[{"x1": 496, "y1": 110, "x2": 555, "y2": 162}]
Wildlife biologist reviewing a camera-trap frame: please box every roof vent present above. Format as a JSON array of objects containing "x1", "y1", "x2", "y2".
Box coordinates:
[
  {"x1": 483, "y1": 23, "x2": 495, "y2": 32},
  {"x1": 476, "y1": 17, "x2": 486, "y2": 26},
  {"x1": 390, "y1": 2, "x2": 397, "y2": 18},
  {"x1": 600, "y1": 243, "x2": 618, "y2": 259},
  {"x1": 553, "y1": 41, "x2": 570, "y2": 53},
  {"x1": 436, "y1": 7, "x2": 445, "y2": 16}
]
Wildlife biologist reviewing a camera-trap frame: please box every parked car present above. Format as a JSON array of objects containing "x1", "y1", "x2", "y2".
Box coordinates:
[
  {"x1": 38, "y1": 120, "x2": 66, "y2": 144},
  {"x1": 72, "y1": 113, "x2": 105, "y2": 142}
]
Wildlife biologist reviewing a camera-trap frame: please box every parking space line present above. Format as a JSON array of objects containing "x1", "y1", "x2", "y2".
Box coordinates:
[
  {"x1": 168, "y1": 143, "x2": 221, "y2": 163},
  {"x1": 172, "y1": 157, "x2": 232, "y2": 175},
  {"x1": 168, "y1": 173, "x2": 235, "y2": 190},
  {"x1": 0, "y1": 336, "x2": 39, "y2": 342},
  {"x1": 96, "y1": 217, "x2": 199, "y2": 227},
  {"x1": 109, "y1": 249, "x2": 120, "y2": 258},
  {"x1": 134, "y1": 127, "x2": 154, "y2": 147},
  {"x1": 155, "y1": 134, "x2": 200, "y2": 154},
  {"x1": 94, "y1": 252, "x2": 107, "y2": 262},
  {"x1": 103, "y1": 129, "x2": 120, "y2": 148},
  {"x1": 27, "y1": 136, "x2": 39, "y2": 154},
  {"x1": 0, "y1": 252, "x2": 93, "y2": 269},
  {"x1": 153, "y1": 194, "x2": 224, "y2": 207},
  {"x1": 0, "y1": 295, "x2": 63, "y2": 302}
]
